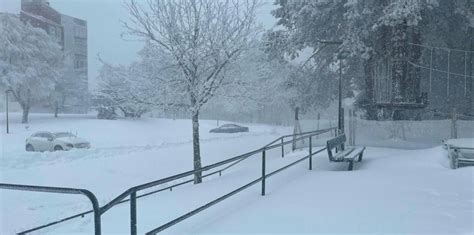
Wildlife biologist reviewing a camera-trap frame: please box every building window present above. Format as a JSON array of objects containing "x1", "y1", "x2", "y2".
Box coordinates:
[
  {"x1": 75, "y1": 37, "x2": 87, "y2": 49},
  {"x1": 74, "y1": 27, "x2": 86, "y2": 38},
  {"x1": 74, "y1": 58, "x2": 86, "y2": 69}
]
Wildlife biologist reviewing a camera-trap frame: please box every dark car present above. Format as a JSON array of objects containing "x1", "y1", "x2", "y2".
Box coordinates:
[{"x1": 209, "y1": 124, "x2": 249, "y2": 133}]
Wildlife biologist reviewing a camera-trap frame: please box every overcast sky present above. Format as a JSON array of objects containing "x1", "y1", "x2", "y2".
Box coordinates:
[{"x1": 0, "y1": 0, "x2": 278, "y2": 88}]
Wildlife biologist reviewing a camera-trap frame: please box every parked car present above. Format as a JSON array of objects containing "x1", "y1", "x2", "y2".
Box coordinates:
[
  {"x1": 209, "y1": 124, "x2": 249, "y2": 133},
  {"x1": 25, "y1": 131, "x2": 90, "y2": 152}
]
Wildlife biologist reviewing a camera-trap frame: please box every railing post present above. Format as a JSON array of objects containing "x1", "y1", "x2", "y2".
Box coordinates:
[
  {"x1": 131, "y1": 191, "x2": 137, "y2": 235},
  {"x1": 309, "y1": 136, "x2": 312, "y2": 170},
  {"x1": 281, "y1": 138, "x2": 284, "y2": 158},
  {"x1": 261, "y1": 149, "x2": 266, "y2": 196},
  {"x1": 88, "y1": 193, "x2": 101, "y2": 235}
]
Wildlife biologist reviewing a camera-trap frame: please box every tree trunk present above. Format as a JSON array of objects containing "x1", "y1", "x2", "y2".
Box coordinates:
[
  {"x1": 54, "y1": 101, "x2": 59, "y2": 118},
  {"x1": 192, "y1": 110, "x2": 203, "y2": 184},
  {"x1": 292, "y1": 107, "x2": 302, "y2": 151},
  {"x1": 20, "y1": 89, "x2": 32, "y2": 124},
  {"x1": 21, "y1": 106, "x2": 29, "y2": 124}
]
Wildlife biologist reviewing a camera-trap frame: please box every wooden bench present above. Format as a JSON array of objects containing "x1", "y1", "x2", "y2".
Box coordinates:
[
  {"x1": 447, "y1": 145, "x2": 474, "y2": 169},
  {"x1": 326, "y1": 134, "x2": 366, "y2": 171}
]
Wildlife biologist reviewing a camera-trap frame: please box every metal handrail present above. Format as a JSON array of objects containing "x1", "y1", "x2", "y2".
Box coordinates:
[
  {"x1": 0, "y1": 183, "x2": 101, "y2": 235},
  {"x1": 143, "y1": 130, "x2": 333, "y2": 234},
  {"x1": 215, "y1": 128, "x2": 336, "y2": 175},
  {"x1": 146, "y1": 142, "x2": 328, "y2": 234},
  {"x1": 101, "y1": 127, "x2": 336, "y2": 215},
  {"x1": 16, "y1": 127, "x2": 336, "y2": 234}
]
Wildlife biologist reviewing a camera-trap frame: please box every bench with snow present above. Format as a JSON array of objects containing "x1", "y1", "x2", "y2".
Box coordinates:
[
  {"x1": 445, "y1": 139, "x2": 474, "y2": 169},
  {"x1": 326, "y1": 134, "x2": 366, "y2": 171}
]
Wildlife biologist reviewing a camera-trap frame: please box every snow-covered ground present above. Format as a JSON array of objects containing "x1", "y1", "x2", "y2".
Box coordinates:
[{"x1": 1, "y1": 113, "x2": 473, "y2": 234}]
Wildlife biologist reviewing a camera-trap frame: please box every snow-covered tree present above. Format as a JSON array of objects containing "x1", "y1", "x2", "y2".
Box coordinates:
[
  {"x1": 272, "y1": 0, "x2": 473, "y2": 119},
  {"x1": 134, "y1": 42, "x2": 188, "y2": 110},
  {"x1": 0, "y1": 13, "x2": 63, "y2": 123},
  {"x1": 49, "y1": 53, "x2": 87, "y2": 118},
  {"x1": 94, "y1": 61, "x2": 151, "y2": 119},
  {"x1": 209, "y1": 42, "x2": 290, "y2": 113},
  {"x1": 124, "y1": 0, "x2": 260, "y2": 183}
]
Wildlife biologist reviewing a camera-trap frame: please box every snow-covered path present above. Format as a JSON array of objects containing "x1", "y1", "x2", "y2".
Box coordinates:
[
  {"x1": 45, "y1": 146, "x2": 472, "y2": 235},
  {"x1": 177, "y1": 147, "x2": 473, "y2": 235}
]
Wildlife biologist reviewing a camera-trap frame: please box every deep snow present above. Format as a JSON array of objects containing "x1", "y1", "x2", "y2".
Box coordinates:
[{"x1": 1, "y1": 113, "x2": 473, "y2": 234}]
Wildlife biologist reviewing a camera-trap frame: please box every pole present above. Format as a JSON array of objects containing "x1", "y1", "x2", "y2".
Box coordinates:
[
  {"x1": 130, "y1": 192, "x2": 137, "y2": 235},
  {"x1": 309, "y1": 136, "x2": 312, "y2": 170},
  {"x1": 261, "y1": 149, "x2": 266, "y2": 196},
  {"x1": 338, "y1": 59, "x2": 343, "y2": 132},
  {"x1": 352, "y1": 109, "x2": 357, "y2": 145},
  {"x1": 316, "y1": 113, "x2": 320, "y2": 139},
  {"x1": 281, "y1": 138, "x2": 284, "y2": 158},
  {"x1": 465, "y1": 51, "x2": 468, "y2": 96},
  {"x1": 6, "y1": 90, "x2": 10, "y2": 134},
  {"x1": 429, "y1": 48, "x2": 433, "y2": 95},
  {"x1": 447, "y1": 50, "x2": 450, "y2": 96},
  {"x1": 340, "y1": 108, "x2": 345, "y2": 134},
  {"x1": 348, "y1": 109, "x2": 352, "y2": 145}
]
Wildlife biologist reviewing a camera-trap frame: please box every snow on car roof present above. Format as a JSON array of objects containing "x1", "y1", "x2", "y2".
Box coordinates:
[{"x1": 221, "y1": 124, "x2": 240, "y2": 127}]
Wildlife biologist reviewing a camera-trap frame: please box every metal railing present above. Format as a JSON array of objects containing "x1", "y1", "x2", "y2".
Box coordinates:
[
  {"x1": 8, "y1": 127, "x2": 336, "y2": 234},
  {"x1": 145, "y1": 130, "x2": 331, "y2": 234},
  {"x1": 0, "y1": 183, "x2": 101, "y2": 235},
  {"x1": 205, "y1": 128, "x2": 338, "y2": 178}
]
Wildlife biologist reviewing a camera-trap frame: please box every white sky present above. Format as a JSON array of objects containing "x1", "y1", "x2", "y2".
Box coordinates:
[{"x1": 0, "y1": 0, "x2": 278, "y2": 88}]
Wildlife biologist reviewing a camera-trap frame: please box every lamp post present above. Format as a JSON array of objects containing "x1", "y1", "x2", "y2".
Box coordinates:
[
  {"x1": 5, "y1": 89, "x2": 12, "y2": 134},
  {"x1": 310, "y1": 40, "x2": 348, "y2": 133},
  {"x1": 337, "y1": 51, "x2": 350, "y2": 133}
]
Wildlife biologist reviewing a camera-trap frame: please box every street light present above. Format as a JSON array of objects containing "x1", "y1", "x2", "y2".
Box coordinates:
[
  {"x1": 312, "y1": 40, "x2": 348, "y2": 133},
  {"x1": 337, "y1": 51, "x2": 350, "y2": 133},
  {"x1": 5, "y1": 89, "x2": 12, "y2": 134}
]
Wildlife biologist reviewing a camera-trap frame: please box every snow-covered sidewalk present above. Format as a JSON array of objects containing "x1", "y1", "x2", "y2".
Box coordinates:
[
  {"x1": 41, "y1": 146, "x2": 472, "y2": 235},
  {"x1": 170, "y1": 147, "x2": 473, "y2": 235}
]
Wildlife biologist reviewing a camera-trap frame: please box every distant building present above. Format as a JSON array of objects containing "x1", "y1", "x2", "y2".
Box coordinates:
[
  {"x1": 61, "y1": 14, "x2": 87, "y2": 74},
  {"x1": 61, "y1": 14, "x2": 88, "y2": 112},
  {"x1": 20, "y1": 0, "x2": 89, "y2": 113},
  {"x1": 20, "y1": 0, "x2": 63, "y2": 45}
]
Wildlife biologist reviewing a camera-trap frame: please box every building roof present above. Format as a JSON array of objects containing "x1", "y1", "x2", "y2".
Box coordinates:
[{"x1": 21, "y1": 10, "x2": 62, "y2": 27}]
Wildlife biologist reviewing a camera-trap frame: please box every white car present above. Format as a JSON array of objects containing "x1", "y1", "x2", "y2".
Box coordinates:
[{"x1": 25, "y1": 131, "x2": 91, "y2": 152}]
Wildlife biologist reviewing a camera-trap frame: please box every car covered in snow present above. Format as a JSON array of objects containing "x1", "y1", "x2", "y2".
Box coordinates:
[
  {"x1": 209, "y1": 124, "x2": 249, "y2": 133},
  {"x1": 25, "y1": 131, "x2": 90, "y2": 152}
]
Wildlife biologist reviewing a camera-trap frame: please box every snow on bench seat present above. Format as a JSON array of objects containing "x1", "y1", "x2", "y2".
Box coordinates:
[{"x1": 444, "y1": 138, "x2": 474, "y2": 169}]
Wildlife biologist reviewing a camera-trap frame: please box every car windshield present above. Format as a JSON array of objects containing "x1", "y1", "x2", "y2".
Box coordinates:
[{"x1": 54, "y1": 132, "x2": 76, "y2": 138}]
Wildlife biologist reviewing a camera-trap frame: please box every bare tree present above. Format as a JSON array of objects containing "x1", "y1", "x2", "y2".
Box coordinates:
[{"x1": 124, "y1": 0, "x2": 260, "y2": 183}]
